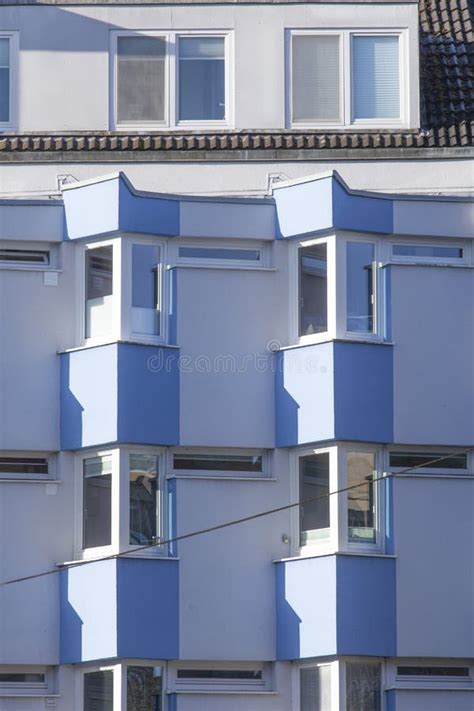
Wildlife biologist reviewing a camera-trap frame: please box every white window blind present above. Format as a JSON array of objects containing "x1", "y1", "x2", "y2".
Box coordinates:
[
  {"x1": 352, "y1": 35, "x2": 400, "y2": 119},
  {"x1": 292, "y1": 35, "x2": 340, "y2": 122},
  {"x1": 0, "y1": 38, "x2": 10, "y2": 123},
  {"x1": 300, "y1": 665, "x2": 331, "y2": 711},
  {"x1": 117, "y1": 36, "x2": 166, "y2": 123}
]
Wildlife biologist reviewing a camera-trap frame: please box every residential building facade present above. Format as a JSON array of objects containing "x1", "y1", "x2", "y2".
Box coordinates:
[{"x1": 0, "y1": 0, "x2": 472, "y2": 710}]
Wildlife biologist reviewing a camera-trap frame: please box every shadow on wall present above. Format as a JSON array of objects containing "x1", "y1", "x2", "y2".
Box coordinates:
[{"x1": 59, "y1": 570, "x2": 83, "y2": 664}]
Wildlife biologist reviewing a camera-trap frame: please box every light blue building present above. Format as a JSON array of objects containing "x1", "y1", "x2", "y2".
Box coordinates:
[{"x1": 0, "y1": 0, "x2": 473, "y2": 709}]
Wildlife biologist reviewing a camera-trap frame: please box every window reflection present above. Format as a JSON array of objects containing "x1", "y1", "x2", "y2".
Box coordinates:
[
  {"x1": 299, "y1": 244, "x2": 328, "y2": 336},
  {"x1": 83, "y1": 456, "x2": 112, "y2": 549},
  {"x1": 129, "y1": 454, "x2": 159, "y2": 545},
  {"x1": 299, "y1": 453, "x2": 330, "y2": 546},
  {"x1": 347, "y1": 452, "x2": 375, "y2": 544},
  {"x1": 127, "y1": 666, "x2": 163, "y2": 711},
  {"x1": 346, "y1": 242, "x2": 375, "y2": 333}
]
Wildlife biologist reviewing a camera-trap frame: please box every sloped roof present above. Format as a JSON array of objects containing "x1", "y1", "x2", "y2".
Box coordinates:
[{"x1": 0, "y1": 0, "x2": 472, "y2": 159}]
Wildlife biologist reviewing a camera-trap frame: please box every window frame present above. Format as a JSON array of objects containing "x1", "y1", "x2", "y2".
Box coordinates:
[
  {"x1": 78, "y1": 662, "x2": 166, "y2": 711},
  {"x1": 79, "y1": 236, "x2": 167, "y2": 347},
  {"x1": 390, "y1": 240, "x2": 468, "y2": 266},
  {"x1": 342, "y1": 445, "x2": 383, "y2": 553},
  {"x1": 172, "y1": 239, "x2": 269, "y2": 269},
  {"x1": 0, "y1": 666, "x2": 51, "y2": 697},
  {"x1": 0, "y1": 32, "x2": 18, "y2": 131},
  {"x1": 110, "y1": 30, "x2": 233, "y2": 131},
  {"x1": 170, "y1": 662, "x2": 271, "y2": 693},
  {"x1": 0, "y1": 241, "x2": 59, "y2": 272},
  {"x1": 287, "y1": 28, "x2": 409, "y2": 129},
  {"x1": 386, "y1": 659, "x2": 474, "y2": 691},
  {"x1": 170, "y1": 447, "x2": 270, "y2": 480},
  {"x1": 75, "y1": 446, "x2": 166, "y2": 560},
  {"x1": 386, "y1": 446, "x2": 472, "y2": 477},
  {"x1": 0, "y1": 452, "x2": 54, "y2": 481}
]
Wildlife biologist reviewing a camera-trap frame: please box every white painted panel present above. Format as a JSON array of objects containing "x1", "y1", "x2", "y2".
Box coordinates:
[
  {"x1": 0, "y1": 204, "x2": 63, "y2": 241},
  {"x1": 394, "y1": 199, "x2": 474, "y2": 239},
  {"x1": 179, "y1": 201, "x2": 275, "y2": 240},
  {"x1": 396, "y1": 689, "x2": 474, "y2": 711}
]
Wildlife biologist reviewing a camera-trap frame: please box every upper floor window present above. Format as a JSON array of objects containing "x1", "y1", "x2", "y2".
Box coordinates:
[
  {"x1": 82, "y1": 237, "x2": 165, "y2": 345},
  {"x1": 112, "y1": 32, "x2": 231, "y2": 129},
  {"x1": 0, "y1": 34, "x2": 16, "y2": 129},
  {"x1": 289, "y1": 30, "x2": 406, "y2": 128}
]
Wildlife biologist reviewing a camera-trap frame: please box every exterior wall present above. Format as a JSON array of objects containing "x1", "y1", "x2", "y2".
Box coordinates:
[{"x1": 0, "y1": 3, "x2": 419, "y2": 132}]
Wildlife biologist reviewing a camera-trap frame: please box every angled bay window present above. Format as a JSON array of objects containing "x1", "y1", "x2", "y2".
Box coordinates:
[
  {"x1": 300, "y1": 663, "x2": 331, "y2": 711},
  {"x1": 82, "y1": 237, "x2": 165, "y2": 344},
  {"x1": 82, "y1": 664, "x2": 164, "y2": 711},
  {"x1": 78, "y1": 448, "x2": 164, "y2": 558},
  {"x1": 112, "y1": 32, "x2": 231, "y2": 128},
  {"x1": 83, "y1": 670, "x2": 114, "y2": 711},
  {"x1": 289, "y1": 30, "x2": 407, "y2": 127},
  {"x1": 346, "y1": 661, "x2": 382, "y2": 711}
]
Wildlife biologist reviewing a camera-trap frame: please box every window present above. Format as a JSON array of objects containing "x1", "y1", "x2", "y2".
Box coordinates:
[
  {"x1": 292, "y1": 35, "x2": 340, "y2": 123},
  {"x1": 117, "y1": 36, "x2": 166, "y2": 124},
  {"x1": 129, "y1": 454, "x2": 159, "y2": 545},
  {"x1": 0, "y1": 667, "x2": 51, "y2": 697},
  {"x1": 131, "y1": 243, "x2": 161, "y2": 337},
  {"x1": 347, "y1": 452, "x2": 376, "y2": 544},
  {"x1": 113, "y1": 32, "x2": 230, "y2": 128},
  {"x1": 79, "y1": 448, "x2": 164, "y2": 557},
  {"x1": 0, "y1": 249, "x2": 50, "y2": 266},
  {"x1": 173, "y1": 452, "x2": 264, "y2": 476},
  {"x1": 389, "y1": 450, "x2": 468, "y2": 472},
  {"x1": 352, "y1": 35, "x2": 400, "y2": 120},
  {"x1": 0, "y1": 456, "x2": 49, "y2": 479},
  {"x1": 0, "y1": 35, "x2": 15, "y2": 128},
  {"x1": 84, "y1": 670, "x2": 113, "y2": 711},
  {"x1": 299, "y1": 452, "x2": 330, "y2": 546},
  {"x1": 300, "y1": 665, "x2": 331, "y2": 711},
  {"x1": 85, "y1": 244, "x2": 114, "y2": 340},
  {"x1": 178, "y1": 37, "x2": 225, "y2": 121},
  {"x1": 173, "y1": 665, "x2": 268, "y2": 692},
  {"x1": 397, "y1": 666, "x2": 470, "y2": 678},
  {"x1": 83, "y1": 455, "x2": 112, "y2": 550},
  {"x1": 127, "y1": 666, "x2": 163, "y2": 711},
  {"x1": 289, "y1": 31, "x2": 405, "y2": 127},
  {"x1": 346, "y1": 242, "x2": 375, "y2": 334},
  {"x1": 392, "y1": 244, "x2": 464, "y2": 262},
  {"x1": 178, "y1": 246, "x2": 261, "y2": 264},
  {"x1": 299, "y1": 243, "x2": 328, "y2": 337},
  {"x1": 346, "y1": 662, "x2": 381, "y2": 711}
]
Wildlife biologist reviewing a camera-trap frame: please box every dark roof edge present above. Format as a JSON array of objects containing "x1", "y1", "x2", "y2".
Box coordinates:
[
  {"x1": 0, "y1": 0, "x2": 419, "y2": 5},
  {"x1": 0, "y1": 147, "x2": 471, "y2": 162}
]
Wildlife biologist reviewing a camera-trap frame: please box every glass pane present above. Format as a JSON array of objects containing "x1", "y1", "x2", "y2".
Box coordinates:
[
  {"x1": 117, "y1": 36, "x2": 165, "y2": 123},
  {"x1": 389, "y1": 451, "x2": 467, "y2": 470},
  {"x1": 292, "y1": 35, "x2": 340, "y2": 122},
  {"x1": 0, "y1": 39, "x2": 9, "y2": 124},
  {"x1": 346, "y1": 662, "x2": 381, "y2": 711},
  {"x1": 300, "y1": 453, "x2": 330, "y2": 546},
  {"x1": 177, "y1": 670, "x2": 262, "y2": 680},
  {"x1": 0, "y1": 457, "x2": 48, "y2": 474},
  {"x1": 132, "y1": 244, "x2": 160, "y2": 336},
  {"x1": 85, "y1": 245, "x2": 113, "y2": 339},
  {"x1": 346, "y1": 242, "x2": 375, "y2": 333},
  {"x1": 173, "y1": 453, "x2": 263, "y2": 472},
  {"x1": 352, "y1": 35, "x2": 400, "y2": 119},
  {"x1": 347, "y1": 452, "x2": 376, "y2": 544},
  {"x1": 397, "y1": 666, "x2": 469, "y2": 677},
  {"x1": 127, "y1": 666, "x2": 163, "y2": 711},
  {"x1": 178, "y1": 37, "x2": 225, "y2": 121},
  {"x1": 300, "y1": 666, "x2": 331, "y2": 711},
  {"x1": 83, "y1": 670, "x2": 114, "y2": 711},
  {"x1": 83, "y1": 456, "x2": 112, "y2": 549},
  {"x1": 299, "y1": 244, "x2": 328, "y2": 336},
  {"x1": 178, "y1": 246, "x2": 260, "y2": 261},
  {"x1": 0, "y1": 673, "x2": 45, "y2": 683},
  {"x1": 129, "y1": 454, "x2": 159, "y2": 545},
  {"x1": 392, "y1": 244, "x2": 463, "y2": 259}
]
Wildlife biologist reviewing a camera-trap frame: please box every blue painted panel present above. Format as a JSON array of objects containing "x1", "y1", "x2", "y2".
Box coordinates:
[
  {"x1": 275, "y1": 556, "x2": 338, "y2": 660},
  {"x1": 119, "y1": 176, "x2": 179, "y2": 237},
  {"x1": 117, "y1": 344, "x2": 179, "y2": 446},
  {"x1": 332, "y1": 179, "x2": 393, "y2": 234},
  {"x1": 334, "y1": 342, "x2": 393, "y2": 443},
  {"x1": 63, "y1": 178, "x2": 120, "y2": 240},
  {"x1": 385, "y1": 689, "x2": 396, "y2": 711},
  {"x1": 60, "y1": 558, "x2": 179, "y2": 663},
  {"x1": 117, "y1": 558, "x2": 179, "y2": 659},
  {"x1": 60, "y1": 559, "x2": 118, "y2": 663},
  {"x1": 336, "y1": 555, "x2": 397, "y2": 656},
  {"x1": 274, "y1": 177, "x2": 333, "y2": 239},
  {"x1": 60, "y1": 345, "x2": 118, "y2": 450},
  {"x1": 275, "y1": 343, "x2": 335, "y2": 447}
]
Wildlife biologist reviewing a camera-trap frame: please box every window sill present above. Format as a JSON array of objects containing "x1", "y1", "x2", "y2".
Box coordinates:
[
  {"x1": 168, "y1": 474, "x2": 278, "y2": 482},
  {"x1": 58, "y1": 340, "x2": 180, "y2": 355},
  {"x1": 58, "y1": 554, "x2": 179, "y2": 567},
  {"x1": 0, "y1": 694, "x2": 59, "y2": 699},
  {"x1": 0, "y1": 478, "x2": 61, "y2": 484},
  {"x1": 278, "y1": 337, "x2": 394, "y2": 352},
  {"x1": 274, "y1": 550, "x2": 396, "y2": 563},
  {"x1": 170, "y1": 691, "x2": 278, "y2": 696},
  {"x1": 171, "y1": 264, "x2": 276, "y2": 272}
]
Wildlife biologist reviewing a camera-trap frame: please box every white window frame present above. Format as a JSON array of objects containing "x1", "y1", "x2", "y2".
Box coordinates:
[
  {"x1": 389, "y1": 240, "x2": 468, "y2": 266},
  {"x1": 0, "y1": 666, "x2": 52, "y2": 697},
  {"x1": 386, "y1": 659, "x2": 473, "y2": 691},
  {"x1": 74, "y1": 446, "x2": 166, "y2": 561},
  {"x1": 287, "y1": 29, "x2": 409, "y2": 129},
  {"x1": 110, "y1": 30, "x2": 233, "y2": 131},
  {"x1": 0, "y1": 451, "x2": 54, "y2": 481},
  {"x1": 0, "y1": 241, "x2": 59, "y2": 272},
  {"x1": 0, "y1": 32, "x2": 18, "y2": 131},
  {"x1": 170, "y1": 662, "x2": 271, "y2": 693},
  {"x1": 78, "y1": 235, "x2": 167, "y2": 347},
  {"x1": 293, "y1": 659, "x2": 339, "y2": 711},
  {"x1": 292, "y1": 443, "x2": 384, "y2": 558},
  {"x1": 171, "y1": 238, "x2": 270, "y2": 269},
  {"x1": 169, "y1": 447, "x2": 270, "y2": 480},
  {"x1": 386, "y1": 445, "x2": 472, "y2": 478}
]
